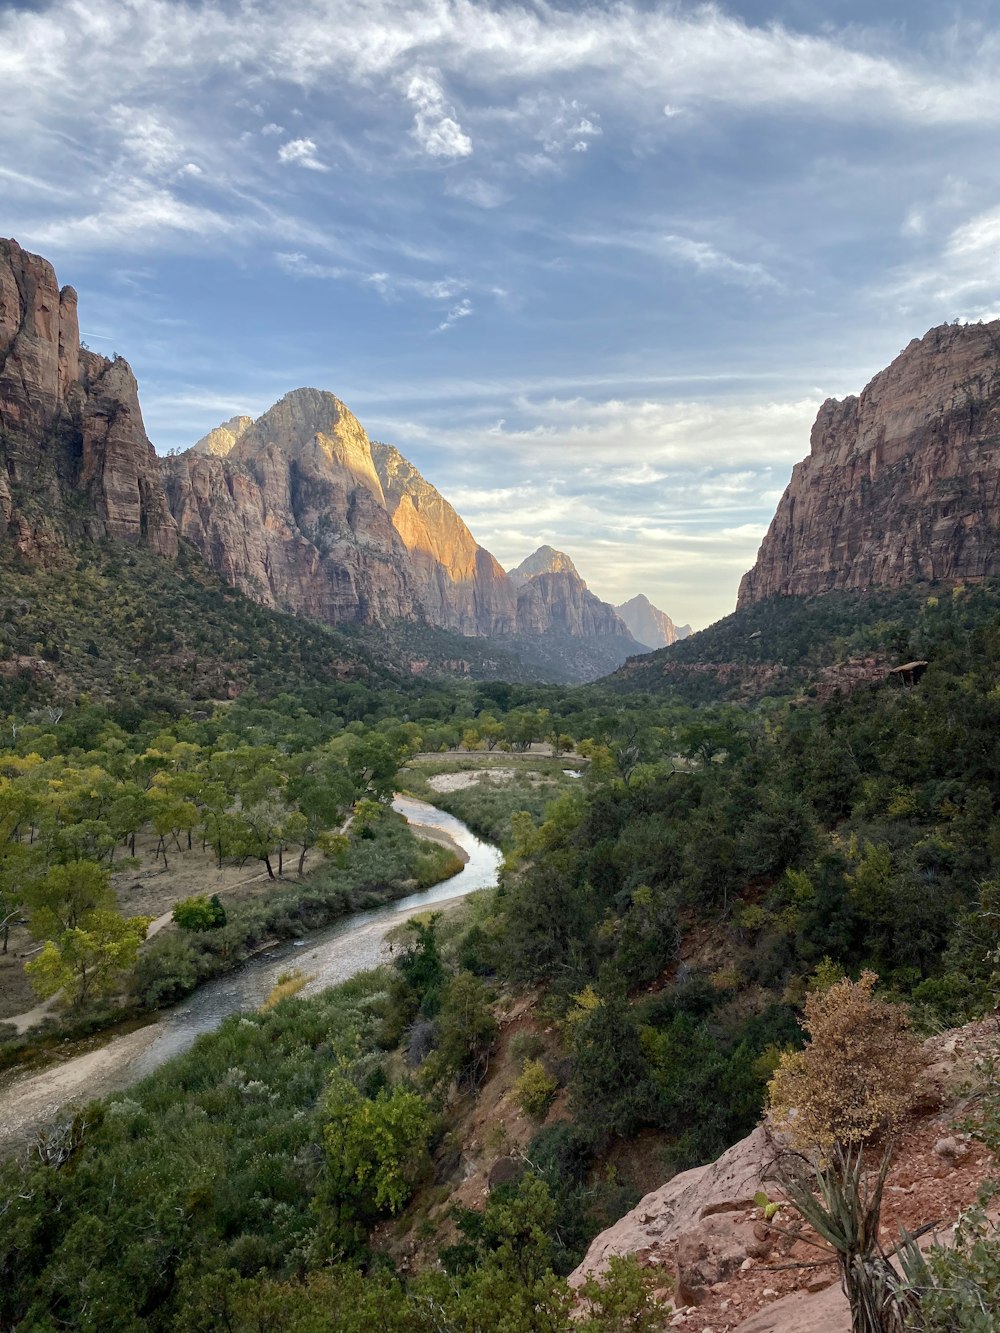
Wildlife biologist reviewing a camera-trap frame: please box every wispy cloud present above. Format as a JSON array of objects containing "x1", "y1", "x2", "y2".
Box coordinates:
[
  {"x1": 660, "y1": 235, "x2": 783, "y2": 291},
  {"x1": 277, "y1": 137, "x2": 329, "y2": 170},
  {"x1": 434, "y1": 298, "x2": 473, "y2": 331}
]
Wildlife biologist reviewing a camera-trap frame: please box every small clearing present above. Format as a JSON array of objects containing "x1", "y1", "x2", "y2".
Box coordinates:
[{"x1": 426, "y1": 768, "x2": 516, "y2": 793}]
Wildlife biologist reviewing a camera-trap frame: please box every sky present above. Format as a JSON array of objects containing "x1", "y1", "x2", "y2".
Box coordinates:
[{"x1": 3, "y1": 0, "x2": 1000, "y2": 628}]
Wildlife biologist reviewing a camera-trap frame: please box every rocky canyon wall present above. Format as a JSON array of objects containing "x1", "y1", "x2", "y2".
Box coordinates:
[
  {"x1": 739, "y1": 322, "x2": 1000, "y2": 606},
  {"x1": 0, "y1": 238, "x2": 177, "y2": 561}
]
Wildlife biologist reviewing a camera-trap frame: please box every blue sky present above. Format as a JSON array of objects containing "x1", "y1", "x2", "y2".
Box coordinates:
[{"x1": 3, "y1": 0, "x2": 1000, "y2": 627}]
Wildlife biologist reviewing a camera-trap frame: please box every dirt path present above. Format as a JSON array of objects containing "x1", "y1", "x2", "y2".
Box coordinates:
[{"x1": 0, "y1": 1024, "x2": 163, "y2": 1153}]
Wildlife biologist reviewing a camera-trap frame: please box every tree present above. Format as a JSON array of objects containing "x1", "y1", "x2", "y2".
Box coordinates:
[
  {"x1": 172, "y1": 894, "x2": 227, "y2": 931},
  {"x1": 768, "y1": 970, "x2": 922, "y2": 1154},
  {"x1": 320, "y1": 1072, "x2": 432, "y2": 1252},
  {"x1": 24, "y1": 859, "x2": 116, "y2": 938},
  {"x1": 26, "y1": 909, "x2": 152, "y2": 1006}
]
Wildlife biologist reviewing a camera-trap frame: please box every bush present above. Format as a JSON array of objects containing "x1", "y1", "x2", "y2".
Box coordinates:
[
  {"x1": 514, "y1": 1059, "x2": 558, "y2": 1118},
  {"x1": 767, "y1": 970, "x2": 923, "y2": 1152}
]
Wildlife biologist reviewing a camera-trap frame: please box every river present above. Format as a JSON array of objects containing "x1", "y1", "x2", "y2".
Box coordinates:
[{"x1": 0, "y1": 795, "x2": 501, "y2": 1152}]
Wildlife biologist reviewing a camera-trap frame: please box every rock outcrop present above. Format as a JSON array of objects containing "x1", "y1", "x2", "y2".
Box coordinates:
[
  {"x1": 372, "y1": 442, "x2": 516, "y2": 635},
  {"x1": 0, "y1": 237, "x2": 177, "y2": 561},
  {"x1": 739, "y1": 322, "x2": 1000, "y2": 607},
  {"x1": 163, "y1": 390, "x2": 417, "y2": 625},
  {"x1": 191, "y1": 414, "x2": 252, "y2": 457},
  {"x1": 614, "y1": 593, "x2": 690, "y2": 648},
  {"x1": 508, "y1": 544, "x2": 581, "y2": 587},
  {"x1": 508, "y1": 546, "x2": 638, "y2": 644}
]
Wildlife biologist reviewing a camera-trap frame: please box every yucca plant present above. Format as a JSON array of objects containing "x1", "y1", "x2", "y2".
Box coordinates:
[{"x1": 777, "y1": 1143, "x2": 918, "y2": 1333}]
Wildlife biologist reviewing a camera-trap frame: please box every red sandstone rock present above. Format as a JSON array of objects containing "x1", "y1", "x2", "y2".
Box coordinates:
[
  {"x1": 739, "y1": 322, "x2": 1000, "y2": 606},
  {"x1": 0, "y1": 237, "x2": 177, "y2": 561}
]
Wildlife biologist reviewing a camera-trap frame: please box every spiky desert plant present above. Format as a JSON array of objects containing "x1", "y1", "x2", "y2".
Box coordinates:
[{"x1": 767, "y1": 973, "x2": 925, "y2": 1332}]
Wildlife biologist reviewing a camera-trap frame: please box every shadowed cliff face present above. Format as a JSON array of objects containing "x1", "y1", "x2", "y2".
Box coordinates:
[
  {"x1": 0, "y1": 238, "x2": 177, "y2": 560},
  {"x1": 739, "y1": 322, "x2": 1000, "y2": 607}
]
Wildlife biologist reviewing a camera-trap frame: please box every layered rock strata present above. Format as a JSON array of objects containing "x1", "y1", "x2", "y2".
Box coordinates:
[
  {"x1": 372, "y1": 442, "x2": 516, "y2": 635},
  {"x1": 162, "y1": 390, "x2": 416, "y2": 625},
  {"x1": 739, "y1": 322, "x2": 1000, "y2": 606},
  {"x1": 0, "y1": 237, "x2": 177, "y2": 560}
]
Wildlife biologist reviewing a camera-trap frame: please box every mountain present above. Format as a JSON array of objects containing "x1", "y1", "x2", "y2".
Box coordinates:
[
  {"x1": 507, "y1": 546, "x2": 635, "y2": 639},
  {"x1": 162, "y1": 389, "x2": 422, "y2": 626},
  {"x1": 0, "y1": 238, "x2": 649, "y2": 683},
  {"x1": 614, "y1": 593, "x2": 691, "y2": 648},
  {"x1": 166, "y1": 411, "x2": 640, "y2": 676},
  {"x1": 372, "y1": 441, "x2": 516, "y2": 636},
  {"x1": 190, "y1": 414, "x2": 253, "y2": 457},
  {"x1": 739, "y1": 321, "x2": 1000, "y2": 607},
  {"x1": 0, "y1": 237, "x2": 177, "y2": 562},
  {"x1": 508, "y1": 545, "x2": 581, "y2": 586}
]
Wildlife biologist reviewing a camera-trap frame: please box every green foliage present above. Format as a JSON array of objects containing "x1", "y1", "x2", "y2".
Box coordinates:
[
  {"x1": 172, "y1": 893, "x2": 227, "y2": 931},
  {"x1": 25, "y1": 908, "x2": 152, "y2": 1005},
  {"x1": 514, "y1": 1058, "x2": 558, "y2": 1118},
  {"x1": 320, "y1": 1071, "x2": 433, "y2": 1249}
]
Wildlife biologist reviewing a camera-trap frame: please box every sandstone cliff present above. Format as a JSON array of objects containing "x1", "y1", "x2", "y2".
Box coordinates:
[
  {"x1": 163, "y1": 390, "x2": 417, "y2": 625},
  {"x1": 509, "y1": 546, "x2": 638, "y2": 643},
  {"x1": 0, "y1": 238, "x2": 177, "y2": 561},
  {"x1": 614, "y1": 593, "x2": 690, "y2": 648},
  {"x1": 509, "y1": 544, "x2": 581, "y2": 587},
  {"x1": 739, "y1": 322, "x2": 1000, "y2": 607},
  {"x1": 191, "y1": 414, "x2": 252, "y2": 457},
  {"x1": 372, "y1": 442, "x2": 516, "y2": 636}
]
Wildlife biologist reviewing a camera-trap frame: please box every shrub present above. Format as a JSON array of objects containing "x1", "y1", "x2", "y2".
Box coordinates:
[
  {"x1": 515, "y1": 1059, "x2": 558, "y2": 1119},
  {"x1": 767, "y1": 970, "x2": 923, "y2": 1153}
]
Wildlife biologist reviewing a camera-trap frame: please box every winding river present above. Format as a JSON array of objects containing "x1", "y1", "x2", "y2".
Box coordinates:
[{"x1": 0, "y1": 795, "x2": 502, "y2": 1152}]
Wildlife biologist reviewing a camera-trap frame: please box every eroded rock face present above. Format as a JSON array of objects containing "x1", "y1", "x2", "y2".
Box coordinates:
[
  {"x1": 739, "y1": 322, "x2": 1000, "y2": 606},
  {"x1": 163, "y1": 391, "x2": 417, "y2": 625},
  {"x1": 569, "y1": 1125, "x2": 779, "y2": 1285},
  {"x1": 0, "y1": 237, "x2": 177, "y2": 560},
  {"x1": 372, "y1": 442, "x2": 517, "y2": 635},
  {"x1": 508, "y1": 546, "x2": 638, "y2": 643},
  {"x1": 615, "y1": 593, "x2": 689, "y2": 648},
  {"x1": 191, "y1": 414, "x2": 252, "y2": 457},
  {"x1": 509, "y1": 544, "x2": 581, "y2": 586}
]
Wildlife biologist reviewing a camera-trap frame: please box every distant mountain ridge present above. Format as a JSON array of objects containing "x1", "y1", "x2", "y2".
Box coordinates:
[{"x1": 614, "y1": 594, "x2": 690, "y2": 648}]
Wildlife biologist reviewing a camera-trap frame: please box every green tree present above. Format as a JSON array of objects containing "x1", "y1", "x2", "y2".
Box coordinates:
[
  {"x1": 25, "y1": 909, "x2": 152, "y2": 1005},
  {"x1": 24, "y1": 859, "x2": 116, "y2": 938}
]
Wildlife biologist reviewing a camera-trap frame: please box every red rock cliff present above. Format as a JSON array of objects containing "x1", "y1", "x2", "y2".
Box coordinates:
[
  {"x1": 0, "y1": 237, "x2": 177, "y2": 560},
  {"x1": 739, "y1": 322, "x2": 1000, "y2": 606}
]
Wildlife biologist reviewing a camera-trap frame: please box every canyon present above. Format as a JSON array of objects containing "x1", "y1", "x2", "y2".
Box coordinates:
[{"x1": 0, "y1": 238, "x2": 685, "y2": 681}]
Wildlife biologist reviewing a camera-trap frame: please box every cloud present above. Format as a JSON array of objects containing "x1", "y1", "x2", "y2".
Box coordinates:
[
  {"x1": 277, "y1": 137, "x2": 329, "y2": 171},
  {"x1": 660, "y1": 235, "x2": 783, "y2": 290},
  {"x1": 881, "y1": 200, "x2": 1000, "y2": 314},
  {"x1": 30, "y1": 183, "x2": 235, "y2": 250},
  {"x1": 405, "y1": 70, "x2": 472, "y2": 159},
  {"x1": 110, "y1": 106, "x2": 183, "y2": 175},
  {"x1": 445, "y1": 176, "x2": 510, "y2": 208},
  {"x1": 434, "y1": 298, "x2": 473, "y2": 331}
]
